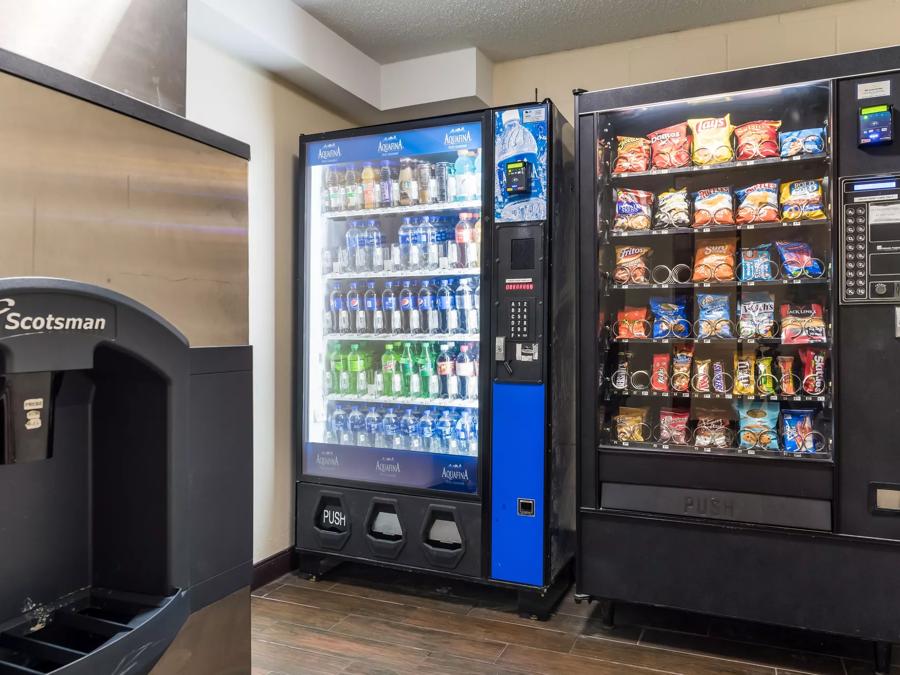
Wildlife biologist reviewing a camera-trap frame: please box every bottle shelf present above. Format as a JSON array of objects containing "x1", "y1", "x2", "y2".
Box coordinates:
[
  {"x1": 324, "y1": 268, "x2": 481, "y2": 281},
  {"x1": 608, "y1": 219, "x2": 831, "y2": 239},
  {"x1": 323, "y1": 199, "x2": 482, "y2": 219},
  {"x1": 326, "y1": 393, "x2": 478, "y2": 409},
  {"x1": 601, "y1": 440, "x2": 832, "y2": 461},
  {"x1": 325, "y1": 333, "x2": 480, "y2": 342},
  {"x1": 610, "y1": 276, "x2": 829, "y2": 291},
  {"x1": 607, "y1": 152, "x2": 829, "y2": 180},
  {"x1": 606, "y1": 388, "x2": 829, "y2": 404}
]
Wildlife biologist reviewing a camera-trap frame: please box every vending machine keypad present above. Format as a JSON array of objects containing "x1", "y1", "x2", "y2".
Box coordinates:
[{"x1": 509, "y1": 299, "x2": 533, "y2": 340}]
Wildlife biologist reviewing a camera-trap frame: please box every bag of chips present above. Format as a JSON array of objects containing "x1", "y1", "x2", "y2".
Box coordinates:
[
  {"x1": 780, "y1": 303, "x2": 826, "y2": 344},
  {"x1": 693, "y1": 359, "x2": 711, "y2": 393},
  {"x1": 672, "y1": 343, "x2": 694, "y2": 392},
  {"x1": 654, "y1": 188, "x2": 691, "y2": 229},
  {"x1": 734, "y1": 120, "x2": 781, "y2": 161},
  {"x1": 775, "y1": 240, "x2": 824, "y2": 278},
  {"x1": 615, "y1": 406, "x2": 648, "y2": 441},
  {"x1": 800, "y1": 347, "x2": 827, "y2": 395},
  {"x1": 688, "y1": 115, "x2": 735, "y2": 165},
  {"x1": 739, "y1": 243, "x2": 775, "y2": 281},
  {"x1": 757, "y1": 356, "x2": 777, "y2": 395},
  {"x1": 651, "y1": 353, "x2": 671, "y2": 392},
  {"x1": 696, "y1": 293, "x2": 733, "y2": 338},
  {"x1": 614, "y1": 245, "x2": 652, "y2": 284},
  {"x1": 734, "y1": 353, "x2": 756, "y2": 395},
  {"x1": 779, "y1": 128, "x2": 826, "y2": 157},
  {"x1": 778, "y1": 355, "x2": 797, "y2": 395},
  {"x1": 650, "y1": 297, "x2": 690, "y2": 338},
  {"x1": 780, "y1": 179, "x2": 827, "y2": 221},
  {"x1": 694, "y1": 407, "x2": 731, "y2": 448},
  {"x1": 692, "y1": 238, "x2": 736, "y2": 282},
  {"x1": 738, "y1": 292, "x2": 775, "y2": 338},
  {"x1": 735, "y1": 182, "x2": 780, "y2": 224},
  {"x1": 782, "y1": 409, "x2": 815, "y2": 453},
  {"x1": 738, "y1": 400, "x2": 779, "y2": 450},
  {"x1": 648, "y1": 123, "x2": 691, "y2": 170},
  {"x1": 659, "y1": 408, "x2": 690, "y2": 444},
  {"x1": 613, "y1": 136, "x2": 651, "y2": 173},
  {"x1": 616, "y1": 306, "x2": 650, "y2": 339},
  {"x1": 693, "y1": 187, "x2": 734, "y2": 227},
  {"x1": 712, "y1": 360, "x2": 730, "y2": 394},
  {"x1": 613, "y1": 188, "x2": 653, "y2": 231}
]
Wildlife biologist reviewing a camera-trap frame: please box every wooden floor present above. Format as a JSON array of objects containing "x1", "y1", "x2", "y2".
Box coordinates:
[{"x1": 251, "y1": 563, "x2": 897, "y2": 675}]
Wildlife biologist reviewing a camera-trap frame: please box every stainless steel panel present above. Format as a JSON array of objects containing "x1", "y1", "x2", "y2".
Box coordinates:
[
  {"x1": 0, "y1": 70, "x2": 248, "y2": 346},
  {"x1": 0, "y1": 0, "x2": 186, "y2": 114}
]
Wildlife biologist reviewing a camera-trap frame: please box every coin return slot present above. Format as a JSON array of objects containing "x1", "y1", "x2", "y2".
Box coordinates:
[
  {"x1": 876, "y1": 488, "x2": 900, "y2": 511},
  {"x1": 424, "y1": 511, "x2": 462, "y2": 551},
  {"x1": 517, "y1": 498, "x2": 535, "y2": 517}
]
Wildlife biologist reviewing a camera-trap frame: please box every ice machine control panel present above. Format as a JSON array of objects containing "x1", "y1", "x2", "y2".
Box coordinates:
[
  {"x1": 493, "y1": 223, "x2": 545, "y2": 384},
  {"x1": 840, "y1": 174, "x2": 900, "y2": 302}
]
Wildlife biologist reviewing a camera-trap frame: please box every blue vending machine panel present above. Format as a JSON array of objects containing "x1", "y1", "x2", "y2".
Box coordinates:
[
  {"x1": 494, "y1": 104, "x2": 548, "y2": 222},
  {"x1": 490, "y1": 382, "x2": 545, "y2": 586}
]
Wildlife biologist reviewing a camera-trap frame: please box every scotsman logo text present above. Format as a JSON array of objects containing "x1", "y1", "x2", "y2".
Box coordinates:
[
  {"x1": 0, "y1": 299, "x2": 107, "y2": 332},
  {"x1": 317, "y1": 143, "x2": 342, "y2": 161}
]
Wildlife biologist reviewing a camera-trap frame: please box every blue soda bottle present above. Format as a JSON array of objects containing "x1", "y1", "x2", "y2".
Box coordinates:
[
  {"x1": 364, "y1": 281, "x2": 384, "y2": 334},
  {"x1": 418, "y1": 280, "x2": 439, "y2": 334},
  {"x1": 347, "y1": 282, "x2": 366, "y2": 333},
  {"x1": 383, "y1": 281, "x2": 403, "y2": 334},
  {"x1": 437, "y1": 279, "x2": 459, "y2": 334},
  {"x1": 330, "y1": 282, "x2": 350, "y2": 334},
  {"x1": 399, "y1": 280, "x2": 421, "y2": 334}
]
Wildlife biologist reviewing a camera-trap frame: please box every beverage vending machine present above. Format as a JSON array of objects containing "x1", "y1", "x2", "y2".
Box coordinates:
[
  {"x1": 575, "y1": 46, "x2": 900, "y2": 671},
  {"x1": 295, "y1": 101, "x2": 576, "y2": 615}
]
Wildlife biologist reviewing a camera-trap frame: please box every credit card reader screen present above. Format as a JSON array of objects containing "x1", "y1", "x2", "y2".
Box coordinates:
[
  {"x1": 859, "y1": 104, "x2": 894, "y2": 146},
  {"x1": 504, "y1": 160, "x2": 533, "y2": 196}
]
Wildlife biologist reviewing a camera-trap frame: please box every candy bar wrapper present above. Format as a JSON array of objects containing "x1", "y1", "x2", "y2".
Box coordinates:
[
  {"x1": 782, "y1": 409, "x2": 815, "y2": 453},
  {"x1": 651, "y1": 353, "x2": 671, "y2": 392},
  {"x1": 612, "y1": 351, "x2": 632, "y2": 390},
  {"x1": 800, "y1": 347, "x2": 827, "y2": 395},
  {"x1": 694, "y1": 407, "x2": 731, "y2": 448},
  {"x1": 734, "y1": 353, "x2": 756, "y2": 395},
  {"x1": 712, "y1": 360, "x2": 730, "y2": 394},
  {"x1": 756, "y1": 356, "x2": 777, "y2": 395},
  {"x1": 778, "y1": 355, "x2": 797, "y2": 395},
  {"x1": 672, "y1": 343, "x2": 694, "y2": 392},
  {"x1": 693, "y1": 359, "x2": 711, "y2": 393}
]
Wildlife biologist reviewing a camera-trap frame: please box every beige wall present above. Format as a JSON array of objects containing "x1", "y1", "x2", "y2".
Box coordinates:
[
  {"x1": 185, "y1": 36, "x2": 352, "y2": 563},
  {"x1": 493, "y1": 0, "x2": 900, "y2": 121}
]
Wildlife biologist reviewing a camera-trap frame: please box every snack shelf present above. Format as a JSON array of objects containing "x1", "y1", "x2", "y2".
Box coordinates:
[
  {"x1": 610, "y1": 277, "x2": 829, "y2": 291},
  {"x1": 608, "y1": 219, "x2": 831, "y2": 239},
  {"x1": 326, "y1": 393, "x2": 478, "y2": 409},
  {"x1": 607, "y1": 153, "x2": 829, "y2": 180},
  {"x1": 610, "y1": 337, "x2": 831, "y2": 345},
  {"x1": 605, "y1": 388, "x2": 829, "y2": 404},
  {"x1": 325, "y1": 199, "x2": 482, "y2": 220},
  {"x1": 599, "y1": 440, "x2": 833, "y2": 461},
  {"x1": 325, "y1": 333, "x2": 480, "y2": 342},
  {"x1": 324, "y1": 268, "x2": 481, "y2": 280}
]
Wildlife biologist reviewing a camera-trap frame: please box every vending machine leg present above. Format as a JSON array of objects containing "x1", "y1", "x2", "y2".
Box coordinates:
[
  {"x1": 515, "y1": 566, "x2": 572, "y2": 621},
  {"x1": 598, "y1": 599, "x2": 616, "y2": 630},
  {"x1": 296, "y1": 552, "x2": 341, "y2": 582},
  {"x1": 875, "y1": 641, "x2": 893, "y2": 675}
]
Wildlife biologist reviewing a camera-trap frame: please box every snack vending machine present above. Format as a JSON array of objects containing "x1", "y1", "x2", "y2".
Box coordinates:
[
  {"x1": 295, "y1": 102, "x2": 576, "y2": 615},
  {"x1": 575, "y1": 47, "x2": 900, "y2": 670}
]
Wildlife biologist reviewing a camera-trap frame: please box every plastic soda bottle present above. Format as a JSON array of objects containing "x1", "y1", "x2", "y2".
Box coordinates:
[
  {"x1": 347, "y1": 344, "x2": 367, "y2": 394},
  {"x1": 382, "y1": 344, "x2": 400, "y2": 396}
]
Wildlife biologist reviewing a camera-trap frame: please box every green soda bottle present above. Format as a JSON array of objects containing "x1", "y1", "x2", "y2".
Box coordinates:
[
  {"x1": 418, "y1": 342, "x2": 438, "y2": 399},
  {"x1": 347, "y1": 344, "x2": 366, "y2": 395},
  {"x1": 331, "y1": 343, "x2": 349, "y2": 394},
  {"x1": 399, "y1": 342, "x2": 415, "y2": 397},
  {"x1": 382, "y1": 344, "x2": 400, "y2": 396}
]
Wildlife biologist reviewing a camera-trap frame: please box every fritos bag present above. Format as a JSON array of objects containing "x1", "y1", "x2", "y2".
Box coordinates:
[
  {"x1": 688, "y1": 115, "x2": 734, "y2": 165},
  {"x1": 614, "y1": 245, "x2": 652, "y2": 284}
]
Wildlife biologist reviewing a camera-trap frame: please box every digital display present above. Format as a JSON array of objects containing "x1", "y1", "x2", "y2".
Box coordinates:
[
  {"x1": 858, "y1": 103, "x2": 893, "y2": 146},
  {"x1": 853, "y1": 180, "x2": 898, "y2": 191},
  {"x1": 870, "y1": 252, "x2": 900, "y2": 276},
  {"x1": 511, "y1": 237, "x2": 535, "y2": 270}
]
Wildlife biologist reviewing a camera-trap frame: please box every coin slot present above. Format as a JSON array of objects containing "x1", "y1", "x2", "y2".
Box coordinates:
[{"x1": 517, "y1": 498, "x2": 535, "y2": 517}]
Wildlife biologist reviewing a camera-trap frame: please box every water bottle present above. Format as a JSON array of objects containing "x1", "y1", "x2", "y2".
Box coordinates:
[
  {"x1": 454, "y1": 213, "x2": 478, "y2": 269},
  {"x1": 330, "y1": 282, "x2": 350, "y2": 335},
  {"x1": 364, "y1": 281, "x2": 384, "y2": 334},
  {"x1": 347, "y1": 282, "x2": 366, "y2": 333},
  {"x1": 331, "y1": 404, "x2": 350, "y2": 445},
  {"x1": 455, "y1": 410, "x2": 474, "y2": 454},
  {"x1": 348, "y1": 405, "x2": 366, "y2": 445},
  {"x1": 437, "y1": 343, "x2": 458, "y2": 399},
  {"x1": 455, "y1": 278, "x2": 477, "y2": 334},
  {"x1": 400, "y1": 408, "x2": 419, "y2": 450},
  {"x1": 454, "y1": 150, "x2": 472, "y2": 202},
  {"x1": 473, "y1": 148, "x2": 482, "y2": 200},
  {"x1": 343, "y1": 164, "x2": 361, "y2": 211},
  {"x1": 436, "y1": 410, "x2": 456, "y2": 452},
  {"x1": 418, "y1": 408, "x2": 437, "y2": 451},
  {"x1": 437, "y1": 279, "x2": 459, "y2": 334},
  {"x1": 382, "y1": 407, "x2": 401, "y2": 450},
  {"x1": 383, "y1": 281, "x2": 403, "y2": 334},
  {"x1": 398, "y1": 217, "x2": 416, "y2": 270},
  {"x1": 325, "y1": 165, "x2": 345, "y2": 212},
  {"x1": 496, "y1": 109, "x2": 544, "y2": 220},
  {"x1": 399, "y1": 280, "x2": 421, "y2": 334},
  {"x1": 378, "y1": 160, "x2": 396, "y2": 208},
  {"x1": 365, "y1": 407, "x2": 384, "y2": 447},
  {"x1": 365, "y1": 218, "x2": 384, "y2": 271},
  {"x1": 455, "y1": 343, "x2": 477, "y2": 400},
  {"x1": 418, "y1": 280, "x2": 439, "y2": 334},
  {"x1": 419, "y1": 216, "x2": 439, "y2": 270},
  {"x1": 348, "y1": 220, "x2": 369, "y2": 272}
]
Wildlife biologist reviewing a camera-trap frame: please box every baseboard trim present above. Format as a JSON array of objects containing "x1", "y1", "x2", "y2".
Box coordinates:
[{"x1": 251, "y1": 548, "x2": 297, "y2": 590}]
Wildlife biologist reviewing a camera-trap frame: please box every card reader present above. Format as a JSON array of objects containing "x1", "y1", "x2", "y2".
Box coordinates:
[{"x1": 859, "y1": 104, "x2": 894, "y2": 146}]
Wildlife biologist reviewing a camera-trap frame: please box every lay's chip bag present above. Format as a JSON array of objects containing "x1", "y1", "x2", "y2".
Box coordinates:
[{"x1": 688, "y1": 115, "x2": 734, "y2": 166}]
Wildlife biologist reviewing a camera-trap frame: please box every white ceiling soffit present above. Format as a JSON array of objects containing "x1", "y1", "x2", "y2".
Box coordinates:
[{"x1": 189, "y1": 0, "x2": 493, "y2": 124}]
